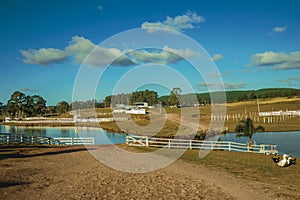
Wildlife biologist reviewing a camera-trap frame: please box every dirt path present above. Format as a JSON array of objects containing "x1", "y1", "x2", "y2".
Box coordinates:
[
  {"x1": 0, "y1": 145, "x2": 280, "y2": 200},
  {"x1": 166, "y1": 112, "x2": 208, "y2": 132}
]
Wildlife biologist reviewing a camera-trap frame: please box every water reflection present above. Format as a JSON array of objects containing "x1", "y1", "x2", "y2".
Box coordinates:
[
  {"x1": 0, "y1": 125, "x2": 126, "y2": 145},
  {"x1": 220, "y1": 131, "x2": 300, "y2": 158},
  {"x1": 1, "y1": 125, "x2": 298, "y2": 157}
]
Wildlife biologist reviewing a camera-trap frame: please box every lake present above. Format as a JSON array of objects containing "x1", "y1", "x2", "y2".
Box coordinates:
[
  {"x1": 0, "y1": 125, "x2": 299, "y2": 157},
  {"x1": 0, "y1": 125, "x2": 126, "y2": 145},
  {"x1": 220, "y1": 131, "x2": 300, "y2": 158}
]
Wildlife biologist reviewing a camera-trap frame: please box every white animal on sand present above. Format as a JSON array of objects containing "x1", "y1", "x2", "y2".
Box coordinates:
[
  {"x1": 287, "y1": 156, "x2": 293, "y2": 166},
  {"x1": 277, "y1": 154, "x2": 288, "y2": 167}
]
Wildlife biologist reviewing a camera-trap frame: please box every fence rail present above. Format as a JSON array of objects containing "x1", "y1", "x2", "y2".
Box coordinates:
[
  {"x1": 0, "y1": 134, "x2": 95, "y2": 145},
  {"x1": 53, "y1": 137, "x2": 95, "y2": 145},
  {"x1": 126, "y1": 135, "x2": 278, "y2": 154}
]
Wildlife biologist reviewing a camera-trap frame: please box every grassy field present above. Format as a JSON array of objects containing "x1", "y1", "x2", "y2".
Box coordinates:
[{"x1": 99, "y1": 97, "x2": 300, "y2": 135}]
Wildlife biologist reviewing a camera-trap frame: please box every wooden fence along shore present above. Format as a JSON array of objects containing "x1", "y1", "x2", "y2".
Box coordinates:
[
  {"x1": 0, "y1": 134, "x2": 278, "y2": 154},
  {"x1": 126, "y1": 135, "x2": 278, "y2": 155}
]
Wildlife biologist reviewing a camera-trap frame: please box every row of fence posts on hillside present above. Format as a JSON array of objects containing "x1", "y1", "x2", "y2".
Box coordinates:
[{"x1": 211, "y1": 112, "x2": 299, "y2": 123}]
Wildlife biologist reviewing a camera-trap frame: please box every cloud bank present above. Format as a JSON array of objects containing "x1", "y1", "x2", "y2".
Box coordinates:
[
  {"x1": 272, "y1": 26, "x2": 287, "y2": 33},
  {"x1": 251, "y1": 51, "x2": 300, "y2": 70},
  {"x1": 21, "y1": 36, "x2": 199, "y2": 67},
  {"x1": 278, "y1": 77, "x2": 300, "y2": 86},
  {"x1": 211, "y1": 54, "x2": 223, "y2": 61},
  {"x1": 195, "y1": 82, "x2": 247, "y2": 91},
  {"x1": 141, "y1": 11, "x2": 204, "y2": 33},
  {"x1": 21, "y1": 48, "x2": 68, "y2": 65},
  {"x1": 129, "y1": 46, "x2": 199, "y2": 64},
  {"x1": 19, "y1": 88, "x2": 39, "y2": 92}
]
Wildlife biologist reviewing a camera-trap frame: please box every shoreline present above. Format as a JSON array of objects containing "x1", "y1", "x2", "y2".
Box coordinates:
[{"x1": 1, "y1": 122, "x2": 300, "y2": 134}]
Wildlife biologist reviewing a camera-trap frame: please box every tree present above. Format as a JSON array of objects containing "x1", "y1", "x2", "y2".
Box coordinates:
[
  {"x1": 7, "y1": 91, "x2": 26, "y2": 118},
  {"x1": 31, "y1": 95, "x2": 47, "y2": 116},
  {"x1": 104, "y1": 95, "x2": 112, "y2": 108},
  {"x1": 235, "y1": 117, "x2": 265, "y2": 148},
  {"x1": 167, "y1": 87, "x2": 182, "y2": 106},
  {"x1": 0, "y1": 102, "x2": 3, "y2": 121},
  {"x1": 56, "y1": 101, "x2": 70, "y2": 114}
]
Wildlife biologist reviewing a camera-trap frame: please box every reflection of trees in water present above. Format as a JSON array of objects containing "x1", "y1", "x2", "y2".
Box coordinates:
[
  {"x1": 61, "y1": 128, "x2": 70, "y2": 137},
  {"x1": 9, "y1": 126, "x2": 18, "y2": 134},
  {"x1": 23, "y1": 127, "x2": 46, "y2": 137}
]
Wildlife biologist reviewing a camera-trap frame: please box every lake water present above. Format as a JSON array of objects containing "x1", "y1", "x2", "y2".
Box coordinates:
[
  {"x1": 220, "y1": 131, "x2": 300, "y2": 158},
  {"x1": 0, "y1": 125, "x2": 299, "y2": 157},
  {"x1": 0, "y1": 125, "x2": 126, "y2": 145}
]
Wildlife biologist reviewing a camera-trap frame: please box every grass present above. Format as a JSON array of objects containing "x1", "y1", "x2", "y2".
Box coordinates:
[
  {"x1": 85, "y1": 97, "x2": 300, "y2": 136},
  {"x1": 3, "y1": 97, "x2": 299, "y2": 134}
]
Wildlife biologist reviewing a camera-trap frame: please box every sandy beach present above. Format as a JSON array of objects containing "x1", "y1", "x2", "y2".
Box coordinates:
[{"x1": 1, "y1": 145, "x2": 299, "y2": 200}]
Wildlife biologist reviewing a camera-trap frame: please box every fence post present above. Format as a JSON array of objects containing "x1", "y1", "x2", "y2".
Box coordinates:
[
  {"x1": 228, "y1": 142, "x2": 231, "y2": 151},
  {"x1": 71, "y1": 137, "x2": 74, "y2": 145},
  {"x1": 6, "y1": 135, "x2": 9, "y2": 144},
  {"x1": 189, "y1": 140, "x2": 192, "y2": 149},
  {"x1": 168, "y1": 139, "x2": 171, "y2": 149},
  {"x1": 146, "y1": 136, "x2": 149, "y2": 147}
]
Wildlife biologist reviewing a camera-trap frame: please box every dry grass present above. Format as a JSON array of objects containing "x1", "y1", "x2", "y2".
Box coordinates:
[{"x1": 98, "y1": 97, "x2": 300, "y2": 135}]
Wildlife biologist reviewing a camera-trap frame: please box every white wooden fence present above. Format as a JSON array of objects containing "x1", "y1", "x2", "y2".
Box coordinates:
[
  {"x1": 0, "y1": 134, "x2": 95, "y2": 146},
  {"x1": 53, "y1": 137, "x2": 95, "y2": 145},
  {"x1": 126, "y1": 135, "x2": 278, "y2": 154}
]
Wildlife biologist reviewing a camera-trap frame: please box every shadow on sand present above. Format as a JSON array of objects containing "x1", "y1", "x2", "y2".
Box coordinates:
[
  {"x1": 0, "y1": 145, "x2": 94, "y2": 161},
  {"x1": 0, "y1": 181, "x2": 30, "y2": 188}
]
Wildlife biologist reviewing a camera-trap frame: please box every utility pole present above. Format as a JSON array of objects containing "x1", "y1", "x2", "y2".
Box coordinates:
[{"x1": 256, "y1": 98, "x2": 260, "y2": 113}]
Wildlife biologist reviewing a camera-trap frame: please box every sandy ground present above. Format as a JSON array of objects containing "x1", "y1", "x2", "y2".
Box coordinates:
[{"x1": 0, "y1": 145, "x2": 287, "y2": 200}]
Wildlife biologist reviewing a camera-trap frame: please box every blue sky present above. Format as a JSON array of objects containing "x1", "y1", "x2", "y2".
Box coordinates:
[{"x1": 1, "y1": 0, "x2": 300, "y2": 105}]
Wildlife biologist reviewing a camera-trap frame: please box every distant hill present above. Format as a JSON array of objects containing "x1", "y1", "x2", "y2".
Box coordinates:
[{"x1": 159, "y1": 88, "x2": 300, "y2": 105}]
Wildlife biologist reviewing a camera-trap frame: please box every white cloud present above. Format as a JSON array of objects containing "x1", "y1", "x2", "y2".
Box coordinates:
[
  {"x1": 19, "y1": 88, "x2": 39, "y2": 92},
  {"x1": 85, "y1": 46, "x2": 136, "y2": 67},
  {"x1": 129, "y1": 45, "x2": 199, "y2": 64},
  {"x1": 273, "y1": 26, "x2": 287, "y2": 33},
  {"x1": 251, "y1": 51, "x2": 300, "y2": 70},
  {"x1": 21, "y1": 48, "x2": 68, "y2": 65},
  {"x1": 65, "y1": 36, "x2": 136, "y2": 67},
  {"x1": 224, "y1": 82, "x2": 247, "y2": 90},
  {"x1": 278, "y1": 77, "x2": 300, "y2": 86},
  {"x1": 21, "y1": 36, "x2": 198, "y2": 67},
  {"x1": 65, "y1": 36, "x2": 96, "y2": 63},
  {"x1": 211, "y1": 54, "x2": 223, "y2": 61},
  {"x1": 195, "y1": 82, "x2": 246, "y2": 91},
  {"x1": 141, "y1": 11, "x2": 204, "y2": 33}
]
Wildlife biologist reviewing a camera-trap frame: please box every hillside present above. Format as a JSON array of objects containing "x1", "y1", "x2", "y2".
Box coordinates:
[{"x1": 159, "y1": 88, "x2": 300, "y2": 105}]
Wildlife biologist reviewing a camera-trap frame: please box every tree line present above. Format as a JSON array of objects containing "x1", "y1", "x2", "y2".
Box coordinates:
[
  {"x1": 104, "y1": 89, "x2": 159, "y2": 107},
  {"x1": 0, "y1": 91, "x2": 109, "y2": 120},
  {"x1": 0, "y1": 91, "x2": 72, "y2": 119},
  {"x1": 1, "y1": 87, "x2": 299, "y2": 120}
]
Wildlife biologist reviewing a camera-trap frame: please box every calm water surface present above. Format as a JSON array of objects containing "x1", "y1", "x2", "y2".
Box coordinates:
[
  {"x1": 0, "y1": 125, "x2": 126, "y2": 145},
  {"x1": 220, "y1": 131, "x2": 300, "y2": 158}
]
